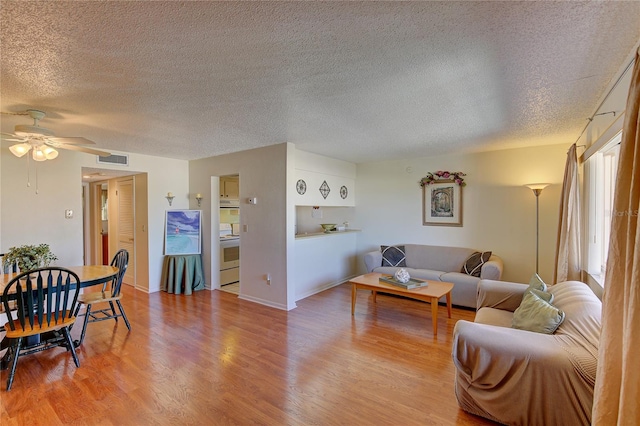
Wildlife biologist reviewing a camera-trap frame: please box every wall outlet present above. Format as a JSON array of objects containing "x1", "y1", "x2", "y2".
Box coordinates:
[
  {"x1": 266, "y1": 273, "x2": 271, "y2": 285},
  {"x1": 311, "y1": 206, "x2": 322, "y2": 218}
]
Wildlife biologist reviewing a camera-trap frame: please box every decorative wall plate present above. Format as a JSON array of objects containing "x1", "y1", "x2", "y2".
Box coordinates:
[
  {"x1": 319, "y1": 180, "x2": 330, "y2": 199},
  {"x1": 296, "y1": 179, "x2": 307, "y2": 195},
  {"x1": 340, "y1": 186, "x2": 348, "y2": 199}
]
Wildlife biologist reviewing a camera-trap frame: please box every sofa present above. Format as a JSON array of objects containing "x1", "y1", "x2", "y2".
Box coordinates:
[
  {"x1": 363, "y1": 244, "x2": 503, "y2": 308},
  {"x1": 452, "y1": 279, "x2": 601, "y2": 425}
]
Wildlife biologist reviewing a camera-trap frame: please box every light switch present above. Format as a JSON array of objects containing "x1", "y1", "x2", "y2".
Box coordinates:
[{"x1": 65, "y1": 209, "x2": 73, "y2": 219}]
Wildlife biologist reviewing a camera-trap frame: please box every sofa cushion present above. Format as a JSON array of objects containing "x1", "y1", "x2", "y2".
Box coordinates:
[
  {"x1": 475, "y1": 307, "x2": 513, "y2": 328},
  {"x1": 512, "y1": 291, "x2": 565, "y2": 334},
  {"x1": 380, "y1": 245, "x2": 407, "y2": 267},
  {"x1": 404, "y1": 244, "x2": 475, "y2": 272},
  {"x1": 461, "y1": 251, "x2": 492, "y2": 277},
  {"x1": 409, "y1": 268, "x2": 446, "y2": 282},
  {"x1": 441, "y1": 271, "x2": 479, "y2": 288}
]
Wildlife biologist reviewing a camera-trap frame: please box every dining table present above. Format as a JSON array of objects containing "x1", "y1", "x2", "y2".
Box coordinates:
[
  {"x1": 0, "y1": 265, "x2": 119, "y2": 293},
  {"x1": 0, "y1": 265, "x2": 119, "y2": 367}
]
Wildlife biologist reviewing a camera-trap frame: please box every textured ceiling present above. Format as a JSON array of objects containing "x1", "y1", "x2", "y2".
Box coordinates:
[{"x1": 2, "y1": 1, "x2": 640, "y2": 164}]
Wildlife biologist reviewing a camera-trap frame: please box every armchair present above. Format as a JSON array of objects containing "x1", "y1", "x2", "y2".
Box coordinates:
[{"x1": 452, "y1": 279, "x2": 601, "y2": 425}]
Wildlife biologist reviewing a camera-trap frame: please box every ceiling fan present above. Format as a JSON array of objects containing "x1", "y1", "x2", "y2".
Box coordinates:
[{"x1": 1, "y1": 109, "x2": 111, "y2": 161}]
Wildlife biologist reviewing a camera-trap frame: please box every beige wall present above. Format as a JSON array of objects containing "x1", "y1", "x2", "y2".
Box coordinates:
[
  {"x1": 189, "y1": 143, "x2": 294, "y2": 310},
  {"x1": 355, "y1": 143, "x2": 569, "y2": 284}
]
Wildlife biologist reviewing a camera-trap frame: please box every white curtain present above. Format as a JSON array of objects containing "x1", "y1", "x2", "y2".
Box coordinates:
[
  {"x1": 592, "y1": 50, "x2": 640, "y2": 425},
  {"x1": 554, "y1": 143, "x2": 581, "y2": 283}
]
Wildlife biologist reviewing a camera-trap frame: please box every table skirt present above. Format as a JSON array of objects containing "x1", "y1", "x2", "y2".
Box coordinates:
[{"x1": 161, "y1": 254, "x2": 205, "y2": 295}]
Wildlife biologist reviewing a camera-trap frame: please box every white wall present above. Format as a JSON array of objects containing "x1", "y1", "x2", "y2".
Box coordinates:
[
  {"x1": 126, "y1": 154, "x2": 189, "y2": 292},
  {"x1": 294, "y1": 232, "x2": 358, "y2": 300},
  {"x1": 0, "y1": 146, "x2": 189, "y2": 293},
  {"x1": 189, "y1": 143, "x2": 293, "y2": 310},
  {"x1": 355, "y1": 143, "x2": 568, "y2": 284}
]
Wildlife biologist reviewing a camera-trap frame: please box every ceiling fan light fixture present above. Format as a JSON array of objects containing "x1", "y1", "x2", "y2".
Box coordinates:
[
  {"x1": 9, "y1": 142, "x2": 32, "y2": 157},
  {"x1": 32, "y1": 146, "x2": 47, "y2": 161},
  {"x1": 42, "y1": 146, "x2": 59, "y2": 160}
]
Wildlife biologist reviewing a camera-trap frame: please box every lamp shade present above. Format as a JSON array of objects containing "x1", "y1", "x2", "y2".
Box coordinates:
[
  {"x1": 9, "y1": 143, "x2": 31, "y2": 157},
  {"x1": 42, "y1": 146, "x2": 58, "y2": 160},
  {"x1": 32, "y1": 146, "x2": 47, "y2": 161},
  {"x1": 525, "y1": 183, "x2": 550, "y2": 191},
  {"x1": 525, "y1": 183, "x2": 550, "y2": 196}
]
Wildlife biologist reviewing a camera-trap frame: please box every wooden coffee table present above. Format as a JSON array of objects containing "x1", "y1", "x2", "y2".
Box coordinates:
[{"x1": 350, "y1": 273, "x2": 454, "y2": 336}]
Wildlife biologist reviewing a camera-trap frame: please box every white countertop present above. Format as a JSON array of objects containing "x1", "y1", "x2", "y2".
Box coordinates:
[{"x1": 295, "y1": 229, "x2": 361, "y2": 239}]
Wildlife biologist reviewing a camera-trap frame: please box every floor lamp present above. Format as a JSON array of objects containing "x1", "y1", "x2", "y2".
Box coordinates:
[{"x1": 525, "y1": 183, "x2": 550, "y2": 274}]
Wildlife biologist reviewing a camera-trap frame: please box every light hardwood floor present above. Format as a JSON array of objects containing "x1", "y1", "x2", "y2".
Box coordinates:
[{"x1": 1, "y1": 283, "x2": 496, "y2": 425}]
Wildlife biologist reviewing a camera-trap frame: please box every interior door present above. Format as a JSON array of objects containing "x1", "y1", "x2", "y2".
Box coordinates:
[{"x1": 117, "y1": 178, "x2": 135, "y2": 285}]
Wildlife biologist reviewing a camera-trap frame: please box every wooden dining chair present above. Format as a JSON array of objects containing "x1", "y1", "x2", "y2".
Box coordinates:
[
  {"x1": 1, "y1": 267, "x2": 81, "y2": 391},
  {"x1": 75, "y1": 249, "x2": 131, "y2": 346},
  {"x1": 0, "y1": 253, "x2": 18, "y2": 332}
]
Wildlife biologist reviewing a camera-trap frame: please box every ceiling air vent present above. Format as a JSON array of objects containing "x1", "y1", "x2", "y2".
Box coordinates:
[{"x1": 97, "y1": 154, "x2": 129, "y2": 166}]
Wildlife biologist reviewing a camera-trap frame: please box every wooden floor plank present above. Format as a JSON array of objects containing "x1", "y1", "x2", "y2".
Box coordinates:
[{"x1": 1, "y1": 283, "x2": 496, "y2": 425}]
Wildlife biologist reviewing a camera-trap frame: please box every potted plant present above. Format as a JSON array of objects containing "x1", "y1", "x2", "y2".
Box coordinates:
[{"x1": 2, "y1": 243, "x2": 58, "y2": 273}]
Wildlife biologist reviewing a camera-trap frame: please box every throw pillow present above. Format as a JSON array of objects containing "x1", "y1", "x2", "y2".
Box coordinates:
[
  {"x1": 527, "y1": 288, "x2": 554, "y2": 304},
  {"x1": 380, "y1": 245, "x2": 407, "y2": 267},
  {"x1": 528, "y1": 273, "x2": 547, "y2": 291},
  {"x1": 512, "y1": 291, "x2": 565, "y2": 334},
  {"x1": 461, "y1": 251, "x2": 492, "y2": 277}
]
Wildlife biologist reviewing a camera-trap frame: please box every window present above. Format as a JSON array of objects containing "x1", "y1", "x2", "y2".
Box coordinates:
[{"x1": 585, "y1": 132, "x2": 621, "y2": 286}]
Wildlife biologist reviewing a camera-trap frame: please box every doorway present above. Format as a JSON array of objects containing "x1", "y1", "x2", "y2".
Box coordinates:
[
  {"x1": 85, "y1": 180, "x2": 110, "y2": 267},
  {"x1": 82, "y1": 169, "x2": 149, "y2": 291},
  {"x1": 219, "y1": 174, "x2": 240, "y2": 295}
]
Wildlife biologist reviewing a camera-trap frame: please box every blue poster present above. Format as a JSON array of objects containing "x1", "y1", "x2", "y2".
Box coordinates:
[{"x1": 165, "y1": 210, "x2": 202, "y2": 255}]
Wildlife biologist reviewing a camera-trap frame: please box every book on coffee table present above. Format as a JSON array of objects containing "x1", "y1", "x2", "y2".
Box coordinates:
[{"x1": 379, "y1": 276, "x2": 428, "y2": 290}]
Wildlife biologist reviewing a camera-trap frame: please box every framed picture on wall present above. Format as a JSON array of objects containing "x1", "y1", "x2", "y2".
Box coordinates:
[
  {"x1": 423, "y1": 181, "x2": 462, "y2": 226},
  {"x1": 165, "y1": 210, "x2": 202, "y2": 254}
]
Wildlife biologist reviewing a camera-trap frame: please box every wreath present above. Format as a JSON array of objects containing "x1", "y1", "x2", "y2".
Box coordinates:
[{"x1": 419, "y1": 171, "x2": 466, "y2": 187}]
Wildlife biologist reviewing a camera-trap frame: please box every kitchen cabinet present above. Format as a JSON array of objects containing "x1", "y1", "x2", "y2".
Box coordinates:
[
  {"x1": 294, "y1": 170, "x2": 355, "y2": 207},
  {"x1": 220, "y1": 176, "x2": 239, "y2": 199}
]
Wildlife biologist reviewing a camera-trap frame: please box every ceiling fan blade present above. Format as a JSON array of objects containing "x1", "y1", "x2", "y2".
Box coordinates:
[
  {"x1": 1, "y1": 132, "x2": 27, "y2": 142},
  {"x1": 47, "y1": 136, "x2": 96, "y2": 145},
  {"x1": 56, "y1": 144, "x2": 112, "y2": 157}
]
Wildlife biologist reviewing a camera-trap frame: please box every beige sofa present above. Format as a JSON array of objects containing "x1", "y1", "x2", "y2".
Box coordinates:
[
  {"x1": 452, "y1": 279, "x2": 601, "y2": 425},
  {"x1": 363, "y1": 244, "x2": 503, "y2": 308}
]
